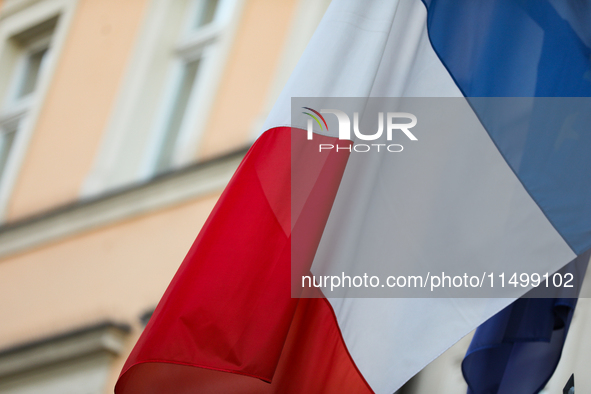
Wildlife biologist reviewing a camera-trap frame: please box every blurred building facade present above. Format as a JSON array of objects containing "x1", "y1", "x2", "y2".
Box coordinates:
[
  {"x1": 0, "y1": 0, "x2": 589, "y2": 393},
  {"x1": 0, "y1": 0, "x2": 330, "y2": 392}
]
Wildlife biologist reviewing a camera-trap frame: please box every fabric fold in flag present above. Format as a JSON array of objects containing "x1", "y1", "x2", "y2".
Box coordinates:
[
  {"x1": 462, "y1": 250, "x2": 590, "y2": 394},
  {"x1": 422, "y1": 1, "x2": 591, "y2": 391},
  {"x1": 115, "y1": 128, "x2": 371, "y2": 393}
]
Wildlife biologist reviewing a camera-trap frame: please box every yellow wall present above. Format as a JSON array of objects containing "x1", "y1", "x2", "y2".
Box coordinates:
[
  {"x1": 198, "y1": 0, "x2": 299, "y2": 160},
  {"x1": 7, "y1": 0, "x2": 150, "y2": 221},
  {"x1": 0, "y1": 194, "x2": 219, "y2": 349}
]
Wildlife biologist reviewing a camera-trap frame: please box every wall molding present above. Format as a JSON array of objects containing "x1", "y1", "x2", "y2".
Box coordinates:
[
  {"x1": 0, "y1": 0, "x2": 78, "y2": 221},
  {"x1": 0, "y1": 321, "x2": 130, "y2": 378},
  {"x1": 0, "y1": 146, "x2": 247, "y2": 259}
]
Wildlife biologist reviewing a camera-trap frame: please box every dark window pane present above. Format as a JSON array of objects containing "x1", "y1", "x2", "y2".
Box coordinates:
[
  {"x1": 194, "y1": 0, "x2": 219, "y2": 28},
  {"x1": 0, "y1": 121, "x2": 18, "y2": 185},
  {"x1": 17, "y1": 47, "x2": 48, "y2": 98},
  {"x1": 155, "y1": 58, "x2": 201, "y2": 173}
]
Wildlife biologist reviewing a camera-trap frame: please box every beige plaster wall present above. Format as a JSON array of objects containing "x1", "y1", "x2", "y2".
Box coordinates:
[
  {"x1": 197, "y1": 0, "x2": 299, "y2": 160},
  {"x1": 6, "y1": 0, "x2": 150, "y2": 221},
  {"x1": 0, "y1": 193, "x2": 218, "y2": 349}
]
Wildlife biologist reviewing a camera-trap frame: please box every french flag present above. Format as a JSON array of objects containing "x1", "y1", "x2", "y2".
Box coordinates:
[{"x1": 115, "y1": 0, "x2": 591, "y2": 393}]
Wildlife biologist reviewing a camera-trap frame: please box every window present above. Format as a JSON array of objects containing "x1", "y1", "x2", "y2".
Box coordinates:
[
  {"x1": 1, "y1": 18, "x2": 55, "y2": 116},
  {"x1": 15, "y1": 44, "x2": 49, "y2": 99},
  {"x1": 154, "y1": 57, "x2": 202, "y2": 172},
  {"x1": 0, "y1": 18, "x2": 55, "y2": 184},
  {"x1": 0, "y1": 119, "x2": 18, "y2": 185},
  {"x1": 0, "y1": 13, "x2": 58, "y2": 217},
  {"x1": 82, "y1": 0, "x2": 243, "y2": 196},
  {"x1": 81, "y1": 0, "x2": 244, "y2": 198},
  {"x1": 194, "y1": 0, "x2": 219, "y2": 28},
  {"x1": 148, "y1": 0, "x2": 226, "y2": 175}
]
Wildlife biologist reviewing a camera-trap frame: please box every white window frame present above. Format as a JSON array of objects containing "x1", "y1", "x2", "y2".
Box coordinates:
[
  {"x1": 0, "y1": 34, "x2": 52, "y2": 179},
  {"x1": 0, "y1": 0, "x2": 77, "y2": 221},
  {"x1": 4, "y1": 34, "x2": 52, "y2": 108},
  {"x1": 142, "y1": 0, "x2": 241, "y2": 176},
  {"x1": 81, "y1": 0, "x2": 245, "y2": 197}
]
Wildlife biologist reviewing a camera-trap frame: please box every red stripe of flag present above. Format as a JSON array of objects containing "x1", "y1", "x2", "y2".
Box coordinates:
[{"x1": 115, "y1": 128, "x2": 372, "y2": 393}]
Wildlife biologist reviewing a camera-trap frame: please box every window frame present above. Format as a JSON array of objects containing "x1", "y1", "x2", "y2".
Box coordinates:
[
  {"x1": 140, "y1": 0, "x2": 239, "y2": 177},
  {"x1": 0, "y1": 0, "x2": 77, "y2": 221},
  {"x1": 81, "y1": 0, "x2": 245, "y2": 197},
  {"x1": 5, "y1": 34, "x2": 52, "y2": 106}
]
